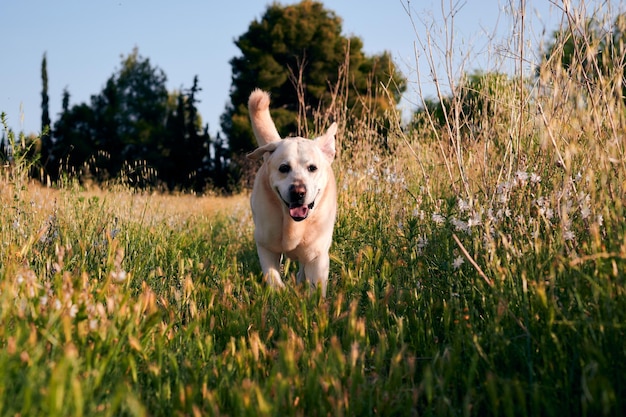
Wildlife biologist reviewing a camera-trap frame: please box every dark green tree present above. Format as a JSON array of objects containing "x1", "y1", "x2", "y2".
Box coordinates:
[
  {"x1": 161, "y1": 76, "x2": 208, "y2": 190},
  {"x1": 52, "y1": 49, "x2": 170, "y2": 183},
  {"x1": 99, "y1": 48, "x2": 169, "y2": 177},
  {"x1": 221, "y1": 0, "x2": 407, "y2": 153},
  {"x1": 49, "y1": 49, "x2": 227, "y2": 191},
  {"x1": 40, "y1": 53, "x2": 53, "y2": 178},
  {"x1": 52, "y1": 89, "x2": 97, "y2": 179}
]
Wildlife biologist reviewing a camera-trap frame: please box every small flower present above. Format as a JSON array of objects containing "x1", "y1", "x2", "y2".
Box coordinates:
[
  {"x1": 110, "y1": 270, "x2": 127, "y2": 283},
  {"x1": 458, "y1": 198, "x2": 470, "y2": 212},
  {"x1": 580, "y1": 205, "x2": 591, "y2": 220},
  {"x1": 431, "y1": 213, "x2": 445, "y2": 225},
  {"x1": 452, "y1": 256, "x2": 465, "y2": 269},
  {"x1": 89, "y1": 319, "x2": 99, "y2": 331},
  {"x1": 515, "y1": 170, "x2": 529, "y2": 183},
  {"x1": 563, "y1": 230, "x2": 575, "y2": 241},
  {"x1": 530, "y1": 172, "x2": 541, "y2": 183},
  {"x1": 451, "y1": 218, "x2": 470, "y2": 234},
  {"x1": 597, "y1": 214, "x2": 604, "y2": 226},
  {"x1": 467, "y1": 212, "x2": 482, "y2": 228}
]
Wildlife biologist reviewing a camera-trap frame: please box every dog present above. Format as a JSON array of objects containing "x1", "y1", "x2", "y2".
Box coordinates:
[{"x1": 247, "y1": 89, "x2": 338, "y2": 297}]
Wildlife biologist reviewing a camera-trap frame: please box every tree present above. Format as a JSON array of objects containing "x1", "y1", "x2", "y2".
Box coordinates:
[
  {"x1": 52, "y1": 89, "x2": 97, "y2": 179},
  {"x1": 52, "y1": 48, "x2": 170, "y2": 182},
  {"x1": 413, "y1": 71, "x2": 519, "y2": 136},
  {"x1": 221, "y1": 0, "x2": 407, "y2": 154},
  {"x1": 539, "y1": 13, "x2": 626, "y2": 107},
  {"x1": 40, "y1": 53, "x2": 53, "y2": 178},
  {"x1": 50, "y1": 50, "x2": 227, "y2": 191},
  {"x1": 161, "y1": 76, "x2": 208, "y2": 190}
]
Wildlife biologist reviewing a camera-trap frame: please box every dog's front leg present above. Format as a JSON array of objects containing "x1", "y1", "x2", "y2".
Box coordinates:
[
  {"x1": 257, "y1": 245, "x2": 285, "y2": 289},
  {"x1": 303, "y1": 255, "x2": 329, "y2": 297}
]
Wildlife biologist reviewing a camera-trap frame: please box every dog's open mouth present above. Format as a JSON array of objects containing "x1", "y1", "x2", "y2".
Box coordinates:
[{"x1": 288, "y1": 201, "x2": 314, "y2": 222}]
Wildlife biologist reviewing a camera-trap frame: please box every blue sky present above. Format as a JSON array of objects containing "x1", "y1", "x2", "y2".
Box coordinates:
[{"x1": 1, "y1": 0, "x2": 567, "y2": 136}]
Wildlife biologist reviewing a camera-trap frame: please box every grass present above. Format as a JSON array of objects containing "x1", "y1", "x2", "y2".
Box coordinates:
[{"x1": 2, "y1": 1, "x2": 626, "y2": 416}]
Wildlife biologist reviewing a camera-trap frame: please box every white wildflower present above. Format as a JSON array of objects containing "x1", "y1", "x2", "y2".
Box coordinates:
[
  {"x1": 458, "y1": 198, "x2": 470, "y2": 213},
  {"x1": 468, "y1": 212, "x2": 482, "y2": 228},
  {"x1": 452, "y1": 256, "x2": 465, "y2": 269},
  {"x1": 535, "y1": 196, "x2": 546, "y2": 207},
  {"x1": 580, "y1": 205, "x2": 591, "y2": 220},
  {"x1": 563, "y1": 230, "x2": 575, "y2": 241},
  {"x1": 110, "y1": 270, "x2": 127, "y2": 283},
  {"x1": 450, "y1": 217, "x2": 470, "y2": 234},
  {"x1": 69, "y1": 304, "x2": 79, "y2": 318},
  {"x1": 530, "y1": 172, "x2": 541, "y2": 183},
  {"x1": 515, "y1": 170, "x2": 529, "y2": 183},
  {"x1": 496, "y1": 181, "x2": 510, "y2": 196},
  {"x1": 597, "y1": 214, "x2": 604, "y2": 226},
  {"x1": 432, "y1": 213, "x2": 446, "y2": 225}
]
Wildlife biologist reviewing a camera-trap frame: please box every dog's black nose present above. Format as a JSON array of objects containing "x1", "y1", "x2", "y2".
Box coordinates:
[{"x1": 289, "y1": 183, "x2": 306, "y2": 203}]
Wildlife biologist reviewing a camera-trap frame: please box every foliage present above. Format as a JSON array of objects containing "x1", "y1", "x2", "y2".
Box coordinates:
[
  {"x1": 40, "y1": 53, "x2": 53, "y2": 179},
  {"x1": 539, "y1": 12, "x2": 626, "y2": 107},
  {"x1": 221, "y1": 0, "x2": 407, "y2": 154},
  {"x1": 412, "y1": 71, "x2": 522, "y2": 143},
  {"x1": 48, "y1": 49, "x2": 224, "y2": 192}
]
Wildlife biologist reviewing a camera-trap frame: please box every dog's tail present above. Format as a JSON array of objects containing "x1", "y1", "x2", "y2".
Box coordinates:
[{"x1": 248, "y1": 89, "x2": 282, "y2": 146}]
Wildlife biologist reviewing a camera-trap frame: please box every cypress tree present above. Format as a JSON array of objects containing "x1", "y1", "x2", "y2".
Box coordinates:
[{"x1": 40, "y1": 53, "x2": 53, "y2": 178}]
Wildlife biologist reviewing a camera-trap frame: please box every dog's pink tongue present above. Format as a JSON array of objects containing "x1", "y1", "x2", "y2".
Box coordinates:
[{"x1": 289, "y1": 205, "x2": 309, "y2": 220}]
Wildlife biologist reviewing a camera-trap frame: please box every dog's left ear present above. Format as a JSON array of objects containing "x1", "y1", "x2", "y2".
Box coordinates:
[
  {"x1": 315, "y1": 122, "x2": 337, "y2": 163},
  {"x1": 247, "y1": 141, "x2": 279, "y2": 160}
]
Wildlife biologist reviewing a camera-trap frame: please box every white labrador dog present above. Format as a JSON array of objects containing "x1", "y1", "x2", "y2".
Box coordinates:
[{"x1": 247, "y1": 89, "x2": 337, "y2": 297}]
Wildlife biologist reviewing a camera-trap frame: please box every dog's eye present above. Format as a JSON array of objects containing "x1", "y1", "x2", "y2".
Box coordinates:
[
  {"x1": 279, "y1": 164, "x2": 291, "y2": 173},
  {"x1": 308, "y1": 165, "x2": 318, "y2": 173}
]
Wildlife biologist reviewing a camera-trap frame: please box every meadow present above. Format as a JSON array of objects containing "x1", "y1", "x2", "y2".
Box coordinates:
[{"x1": 1, "y1": 3, "x2": 626, "y2": 416}]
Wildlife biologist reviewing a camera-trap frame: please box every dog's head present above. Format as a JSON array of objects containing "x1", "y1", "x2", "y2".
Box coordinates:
[{"x1": 248, "y1": 123, "x2": 337, "y2": 222}]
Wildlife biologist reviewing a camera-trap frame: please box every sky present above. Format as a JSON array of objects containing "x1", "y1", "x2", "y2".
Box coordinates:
[{"x1": 0, "y1": 0, "x2": 575, "y2": 136}]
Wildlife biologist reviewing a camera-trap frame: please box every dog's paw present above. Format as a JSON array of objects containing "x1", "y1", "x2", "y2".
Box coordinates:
[{"x1": 265, "y1": 270, "x2": 286, "y2": 290}]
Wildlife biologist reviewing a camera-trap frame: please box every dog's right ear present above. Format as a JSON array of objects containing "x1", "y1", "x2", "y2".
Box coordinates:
[{"x1": 247, "y1": 141, "x2": 279, "y2": 160}]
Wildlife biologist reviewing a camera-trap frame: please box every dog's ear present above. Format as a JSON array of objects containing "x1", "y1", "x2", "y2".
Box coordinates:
[
  {"x1": 247, "y1": 141, "x2": 280, "y2": 160},
  {"x1": 315, "y1": 122, "x2": 337, "y2": 163}
]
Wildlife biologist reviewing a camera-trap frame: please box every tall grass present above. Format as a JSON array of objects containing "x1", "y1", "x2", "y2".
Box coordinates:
[{"x1": 1, "y1": 1, "x2": 626, "y2": 415}]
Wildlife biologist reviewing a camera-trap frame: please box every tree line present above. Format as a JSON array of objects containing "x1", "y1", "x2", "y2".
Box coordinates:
[
  {"x1": 0, "y1": 1, "x2": 407, "y2": 193},
  {"x1": 2, "y1": 1, "x2": 624, "y2": 193}
]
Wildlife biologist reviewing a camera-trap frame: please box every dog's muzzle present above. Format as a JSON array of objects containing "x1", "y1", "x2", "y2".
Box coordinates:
[{"x1": 281, "y1": 184, "x2": 315, "y2": 222}]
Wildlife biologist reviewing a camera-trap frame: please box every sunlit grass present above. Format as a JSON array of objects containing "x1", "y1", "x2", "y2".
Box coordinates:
[{"x1": 2, "y1": 2, "x2": 626, "y2": 416}]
